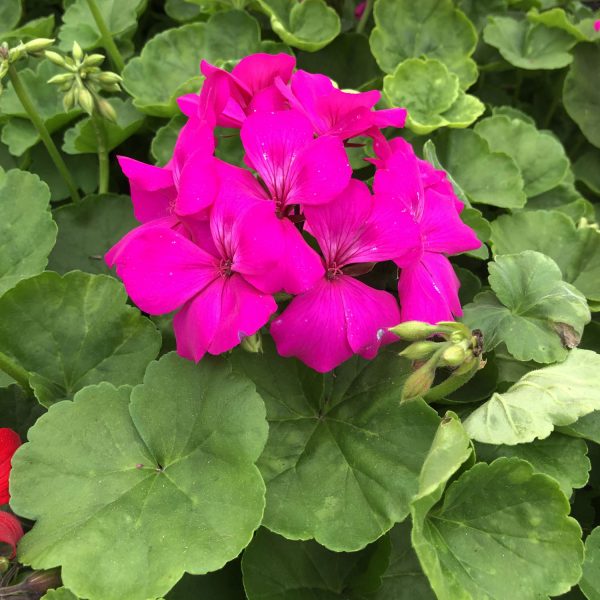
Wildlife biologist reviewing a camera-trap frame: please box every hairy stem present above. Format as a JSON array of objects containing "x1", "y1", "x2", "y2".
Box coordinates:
[
  {"x1": 7, "y1": 65, "x2": 80, "y2": 203},
  {"x1": 85, "y1": 0, "x2": 125, "y2": 72},
  {"x1": 0, "y1": 350, "x2": 34, "y2": 398},
  {"x1": 91, "y1": 113, "x2": 109, "y2": 193},
  {"x1": 356, "y1": 0, "x2": 374, "y2": 34}
]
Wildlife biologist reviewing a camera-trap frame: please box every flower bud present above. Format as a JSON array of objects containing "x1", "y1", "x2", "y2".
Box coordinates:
[
  {"x1": 47, "y1": 72, "x2": 73, "y2": 85},
  {"x1": 23, "y1": 38, "x2": 55, "y2": 55},
  {"x1": 399, "y1": 340, "x2": 440, "y2": 360},
  {"x1": 402, "y1": 363, "x2": 436, "y2": 401},
  {"x1": 0, "y1": 556, "x2": 9, "y2": 575},
  {"x1": 241, "y1": 332, "x2": 263, "y2": 354},
  {"x1": 84, "y1": 53, "x2": 105, "y2": 67},
  {"x1": 63, "y1": 87, "x2": 76, "y2": 111},
  {"x1": 389, "y1": 321, "x2": 437, "y2": 341},
  {"x1": 22, "y1": 568, "x2": 62, "y2": 595},
  {"x1": 72, "y1": 41, "x2": 84, "y2": 62},
  {"x1": 78, "y1": 87, "x2": 95, "y2": 114},
  {"x1": 95, "y1": 71, "x2": 122, "y2": 85},
  {"x1": 440, "y1": 345, "x2": 466, "y2": 367},
  {"x1": 44, "y1": 50, "x2": 66, "y2": 66},
  {"x1": 97, "y1": 97, "x2": 117, "y2": 122}
]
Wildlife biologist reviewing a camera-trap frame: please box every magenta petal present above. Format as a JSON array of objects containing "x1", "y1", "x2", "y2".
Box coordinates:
[
  {"x1": 371, "y1": 107, "x2": 407, "y2": 129},
  {"x1": 171, "y1": 118, "x2": 216, "y2": 182},
  {"x1": 176, "y1": 153, "x2": 219, "y2": 216},
  {"x1": 398, "y1": 253, "x2": 461, "y2": 324},
  {"x1": 108, "y1": 225, "x2": 219, "y2": 314},
  {"x1": 339, "y1": 276, "x2": 400, "y2": 358},
  {"x1": 174, "y1": 274, "x2": 277, "y2": 360},
  {"x1": 232, "y1": 53, "x2": 295, "y2": 95},
  {"x1": 117, "y1": 156, "x2": 175, "y2": 223},
  {"x1": 177, "y1": 93, "x2": 200, "y2": 117},
  {"x1": 271, "y1": 278, "x2": 353, "y2": 373}
]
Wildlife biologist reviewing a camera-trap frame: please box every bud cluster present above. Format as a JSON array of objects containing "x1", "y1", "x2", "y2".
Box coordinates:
[
  {"x1": 45, "y1": 42, "x2": 121, "y2": 121},
  {"x1": 0, "y1": 38, "x2": 54, "y2": 93},
  {"x1": 389, "y1": 321, "x2": 484, "y2": 401}
]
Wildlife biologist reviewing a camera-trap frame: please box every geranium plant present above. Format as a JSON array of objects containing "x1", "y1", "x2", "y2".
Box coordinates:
[{"x1": 0, "y1": 1, "x2": 600, "y2": 599}]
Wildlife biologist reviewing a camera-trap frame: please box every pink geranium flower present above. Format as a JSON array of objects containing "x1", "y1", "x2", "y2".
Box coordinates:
[
  {"x1": 276, "y1": 70, "x2": 406, "y2": 140},
  {"x1": 271, "y1": 180, "x2": 420, "y2": 372},
  {"x1": 374, "y1": 139, "x2": 481, "y2": 323},
  {"x1": 595, "y1": 19, "x2": 600, "y2": 31},
  {"x1": 179, "y1": 53, "x2": 296, "y2": 128},
  {"x1": 106, "y1": 190, "x2": 285, "y2": 361}
]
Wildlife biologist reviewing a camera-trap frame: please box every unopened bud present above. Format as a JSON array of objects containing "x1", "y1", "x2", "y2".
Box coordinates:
[
  {"x1": 23, "y1": 37, "x2": 55, "y2": 55},
  {"x1": 22, "y1": 568, "x2": 62, "y2": 595},
  {"x1": 83, "y1": 53, "x2": 105, "y2": 67},
  {"x1": 95, "y1": 71, "x2": 122, "y2": 85},
  {"x1": 240, "y1": 332, "x2": 262, "y2": 354},
  {"x1": 389, "y1": 321, "x2": 438, "y2": 341},
  {"x1": 47, "y1": 72, "x2": 73, "y2": 85},
  {"x1": 72, "y1": 41, "x2": 84, "y2": 62},
  {"x1": 44, "y1": 50, "x2": 66, "y2": 66},
  {"x1": 78, "y1": 87, "x2": 95, "y2": 114},
  {"x1": 402, "y1": 363, "x2": 436, "y2": 401},
  {"x1": 97, "y1": 97, "x2": 117, "y2": 122},
  {"x1": 399, "y1": 340, "x2": 440, "y2": 360},
  {"x1": 440, "y1": 345, "x2": 467, "y2": 367},
  {"x1": 0, "y1": 556, "x2": 9, "y2": 575},
  {"x1": 63, "y1": 87, "x2": 76, "y2": 111}
]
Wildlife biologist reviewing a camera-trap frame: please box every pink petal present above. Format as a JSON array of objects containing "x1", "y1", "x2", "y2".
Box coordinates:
[
  {"x1": 248, "y1": 84, "x2": 289, "y2": 114},
  {"x1": 398, "y1": 253, "x2": 462, "y2": 323},
  {"x1": 417, "y1": 157, "x2": 463, "y2": 213},
  {"x1": 117, "y1": 156, "x2": 175, "y2": 223},
  {"x1": 107, "y1": 225, "x2": 219, "y2": 314},
  {"x1": 174, "y1": 274, "x2": 277, "y2": 360},
  {"x1": 420, "y1": 189, "x2": 481, "y2": 255},
  {"x1": 176, "y1": 152, "x2": 219, "y2": 216},
  {"x1": 371, "y1": 107, "x2": 407, "y2": 129},
  {"x1": 171, "y1": 118, "x2": 216, "y2": 183},
  {"x1": 177, "y1": 93, "x2": 200, "y2": 117},
  {"x1": 270, "y1": 277, "x2": 353, "y2": 373},
  {"x1": 232, "y1": 53, "x2": 295, "y2": 96}
]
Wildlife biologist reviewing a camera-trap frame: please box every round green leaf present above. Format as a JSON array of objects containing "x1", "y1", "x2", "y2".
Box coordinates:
[
  {"x1": 0, "y1": 14, "x2": 55, "y2": 44},
  {"x1": 122, "y1": 11, "x2": 261, "y2": 117},
  {"x1": 559, "y1": 411, "x2": 600, "y2": 446},
  {"x1": 10, "y1": 353, "x2": 268, "y2": 600},
  {"x1": 581, "y1": 527, "x2": 600, "y2": 600},
  {"x1": 527, "y1": 7, "x2": 595, "y2": 42},
  {"x1": 483, "y1": 16, "x2": 576, "y2": 69},
  {"x1": 412, "y1": 458, "x2": 584, "y2": 600},
  {"x1": 62, "y1": 99, "x2": 145, "y2": 155},
  {"x1": 0, "y1": 271, "x2": 161, "y2": 406},
  {"x1": 48, "y1": 194, "x2": 138, "y2": 275},
  {"x1": 383, "y1": 58, "x2": 484, "y2": 135},
  {"x1": 0, "y1": 168, "x2": 56, "y2": 296},
  {"x1": 574, "y1": 148, "x2": 600, "y2": 195},
  {"x1": 232, "y1": 340, "x2": 441, "y2": 551},
  {"x1": 0, "y1": 0, "x2": 21, "y2": 35},
  {"x1": 370, "y1": 0, "x2": 478, "y2": 88},
  {"x1": 564, "y1": 43, "x2": 600, "y2": 149},
  {"x1": 464, "y1": 349, "x2": 600, "y2": 444},
  {"x1": 255, "y1": 0, "x2": 340, "y2": 52},
  {"x1": 435, "y1": 129, "x2": 526, "y2": 208},
  {"x1": 475, "y1": 115, "x2": 569, "y2": 196},
  {"x1": 457, "y1": 0, "x2": 508, "y2": 32},
  {"x1": 58, "y1": 0, "x2": 146, "y2": 51},
  {"x1": 490, "y1": 210, "x2": 600, "y2": 302},
  {"x1": 476, "y1": 433, "x2": 590, "y2": 496},
  {"x1": 242, "y1": 528, "x2": 389, "y2": 599},
  {"x1": 463, "y1": 251, "x2": 590, "y2": 363}
]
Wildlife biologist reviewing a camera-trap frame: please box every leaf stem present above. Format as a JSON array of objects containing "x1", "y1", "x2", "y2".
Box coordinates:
[
  {"x1": 7, "y1": 65, "x2": 81, "y2": 203},
  {"x1": 356, "y1": 0, "x2": 374, "y2": 34},
  {"x1": 85, "y1": 0, "x2": 125, "y2": 73},
  {"x1": 0, "y1": 351, "x2": 34, "y2": 398},
  {"x1": 91, "y1": 113, "x2": 109, "y2": 193}
]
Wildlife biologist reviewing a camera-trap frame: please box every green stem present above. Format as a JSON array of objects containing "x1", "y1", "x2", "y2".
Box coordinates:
[
  {"x1": 0, "y1": 350, "x2": 34, "y2": 397},
  {"x1": 91, "y1": 113, "x2": 109, "y2": 193},
  {"x1": 356, "y1": 0, "x2": 374, "y2": 34},
  {"x1": 7, "y1": 65, "x2": 81, "y2": 203},
  {"x1": 85, "y1": 0, "x2": 125, "y2": 73}
]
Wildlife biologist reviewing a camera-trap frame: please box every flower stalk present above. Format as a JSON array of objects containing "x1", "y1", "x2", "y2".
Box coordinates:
[
  {"x1": 0, "y1": 351, "x2": 34, "y2": 398},
  {"x1": 85, "y1": 0, "x2": 125, "y2": 73}
]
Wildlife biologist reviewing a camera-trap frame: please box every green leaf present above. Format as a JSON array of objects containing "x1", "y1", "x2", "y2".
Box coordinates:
[
  {"x1": 490, "y1": 210, "x2": 600, "y2": 302},
  {"x1": 457, "y1": 0, "x2": 508, "y2": 32},
  {"x1": 574, "y1": 148, "x2": 600, "y2": 195},
  {"x1": 412, "y1": 457, "x2": 583, "y2": 600},
  {"x1": 122, "y1": 11, "x2": 261, "y2": 117},
  {"x1": 0, "y1": 271, "x2": 161, "y2": 406},
  {"x1": 0, "y1": 167, "x2": 56, "y2": 296},
  {"x1": 581, "y1": 527, "x2": 600, "y2": 600},
  {"x1": 0, "y1": 61, "x2": 81, "y2": 156},
  {"x1": 166, "y1": 560, "x2": 245, "y2": 600},
  {"x1": 476, "y1": 433, "x2": 590, "y2": 496},
  {"x1": 242, "y1": 528, "x2": 389, "y2": 599},
  {"x1": 164, "y1": 0, "x2": 203, "y2": 23},
  {"x1": 559, "y1": 411, "x2": 600, "y2": 445},
  {"x1": 0, "y1": 0, "x2": 21, "y2": 35},
  {"x1": 231, "y1": 339, "x2": 441, "y2": 551},
  {"x1": 151, "y1": 114, "x2": 186, "y2": 166},
  {"x1": 383, "y1": 58, "x2": 484, "y2": 135},
  {"x1": 370, "y1": 0, "x2": 478, "y2": 88},
  {"x1": 527, "y1": 7, "x2": 596, "y2": 42},
  {"x1": 463, "y1": 251, "x2": 590, "y2": 363},
  {"x1": 58, "y1": 0, "x2": 146, "y2": 51},
  {"x1": 10, "y1": 353, "x2": 268, "y2": 600},
  {"x1": 475, "y1": 115, "x2": 569, "y2": 196},
  {"x1": 525, "y1": 180, "x2": 595, "y2": 223},
  {"x1": 62, "y1": 99, "x2": 145, "y2": 154},
  {"x1": 255, "y1": 0, "x2": 340, "y2": 52},
  {"x1": 483, "y1": 15, "x2": 577, "y2": 70},
  {"x1": 0, "y1": 385, "x2": 45, "y2": 437},
  {"x1": 0, "y1": 15, "x2": 55, "y2": 43},
  {"x1": 372, "y1": 521, "x2": 436, "y2": 600},
  {"x1": 564, "y1": 44, "x2": 600, "y2": 149},
  {"x1": 297, "y1": 33, "x2": 381, "y2": 90},
  {"x1": 42, "y1": 589, "x2": 78, "y2": 600},
  {"x1": 463, "y1": 349, "x2": 600, "y2": 444},
  {"x1": 435, "y1": 129, "x2": 526, "y2": 208},
  {"x1": 48, "y1": 194, "x2": 138, "y2": 275}
]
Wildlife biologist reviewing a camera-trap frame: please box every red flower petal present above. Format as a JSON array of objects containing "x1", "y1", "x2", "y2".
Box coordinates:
[
  {"x1": 0, "y1": 429, "x2": 21, "y2": 505},
  {"x1": 0, "y1": 512, "x2": 24, "y2": 559}
]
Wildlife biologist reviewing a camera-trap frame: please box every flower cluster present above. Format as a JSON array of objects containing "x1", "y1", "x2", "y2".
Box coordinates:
[{"x1": 107, "y1": 53, "x2": 480, "y2": 372}]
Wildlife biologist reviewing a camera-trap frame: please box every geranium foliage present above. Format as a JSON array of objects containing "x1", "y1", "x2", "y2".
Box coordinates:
[{"x1": 0, "y1": 1, "x2": 599, "y2": 599}]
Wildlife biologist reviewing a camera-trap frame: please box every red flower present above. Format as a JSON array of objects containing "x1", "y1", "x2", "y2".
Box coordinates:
[
  {"x1": 0, "y1": 512, "x2": 23, "y2": 559},
  {"x1": 0, "y1": 429, "x2": 21, "y2": 505}
]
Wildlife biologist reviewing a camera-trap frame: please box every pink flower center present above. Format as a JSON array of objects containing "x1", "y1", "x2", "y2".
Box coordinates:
[
  {"x1": 326, "y1": 263, "x2": 343, "y2": 281},
  {"x1": 219, "y1": 258, "x2": 233, "y2": 278}
]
